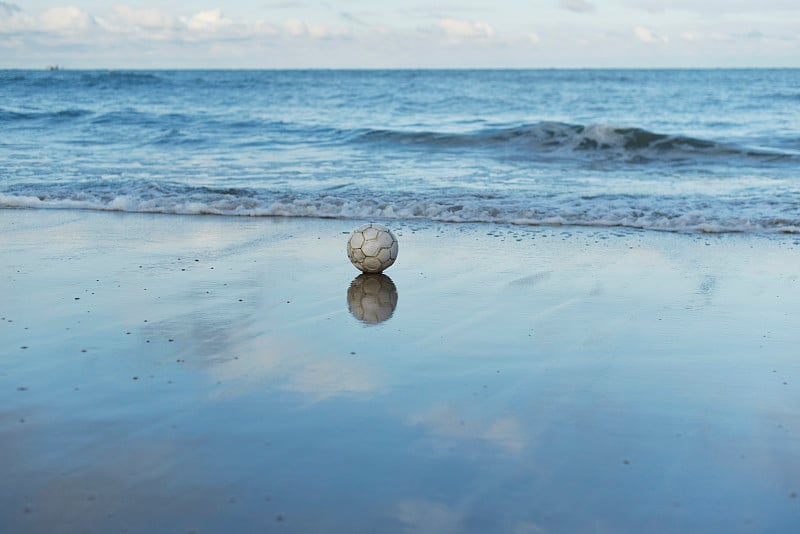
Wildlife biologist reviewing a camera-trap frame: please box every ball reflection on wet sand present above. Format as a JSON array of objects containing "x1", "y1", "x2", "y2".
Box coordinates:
[{"x1": 347, "y1": 274, "x2": 398, "y2": 324}]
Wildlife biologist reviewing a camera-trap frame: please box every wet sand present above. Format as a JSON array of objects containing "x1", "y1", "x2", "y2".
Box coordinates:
[{"x1": 1, "y1": 209, "x2": 799, "y2": 533}]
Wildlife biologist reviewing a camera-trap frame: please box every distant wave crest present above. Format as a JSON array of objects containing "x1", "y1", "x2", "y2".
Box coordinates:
[
  {"x1": 2, "y1": 103, "x2": 794, "y2": 164},
  {"x1": 0, "y1": 108, "x2": 93, "y2": 122},
  {"x1": 356, "y1": 122, "x2": 795, "y2": 163}
]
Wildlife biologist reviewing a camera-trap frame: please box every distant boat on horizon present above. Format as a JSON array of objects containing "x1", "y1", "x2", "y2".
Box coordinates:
[{"x1": 47, "y1": 64, "x2": 60, "y2": 71}]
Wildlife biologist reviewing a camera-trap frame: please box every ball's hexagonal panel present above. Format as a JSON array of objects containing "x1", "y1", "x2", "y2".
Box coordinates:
[
  {"x1": 349, "y1": 233, "x2": 365, "y2": 249},
  {"x1": 362, "y1": 257, "x2": 382, "y2": 272},
  {"x1": 376, "y1": 248, "x2": 391, "y2": 263},
  {"x1": 346, "y1": 223, "x2": 399, "y2": 273},
  {"x1": 361, "y1": 239, "x2": 381, "y2": 257},
  {"x1": 375, "y1": 232, "x2": 394, "y2": 248}
]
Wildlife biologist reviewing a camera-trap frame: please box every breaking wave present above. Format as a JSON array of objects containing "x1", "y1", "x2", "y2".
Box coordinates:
[
  {"x1": 2, "y1": 180, "x2": 798, "y2": 234},
  {"x1": 355, "y1": 122, "x2": 797, "y2": 163},
  {"x1": 2, "y1": 101, "x2": 795, "y2": 165}
]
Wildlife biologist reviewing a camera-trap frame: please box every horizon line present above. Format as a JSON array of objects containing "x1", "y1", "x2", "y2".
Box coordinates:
[{"x1": 4, "y1": 66, "x2": 799, "y2": 71}]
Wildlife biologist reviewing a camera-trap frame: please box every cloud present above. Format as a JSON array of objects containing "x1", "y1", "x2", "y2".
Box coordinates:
[
  {"x1": 94, "y1": 6, "x2": 178, "y2": 37},
  {"x1": 182, "y1": 9, "x2": 233, "y2": 32},
  {"x1": 1, "y1": 5, "x2": 280, "y2": 43},
  {"x1": 559, "y1": 0, "x2": 596, "y2": 13},
  {"x1": 262, "y1": 1, "x2": 309, "y2": 8},
  {"x1": 284, "y1": 18, "x2": 351, "y2": 39},
  {"x1": 0, "y1": 1, "x2": 30, "y2": 34},
  {"x1": 339, "y1": 11, "x2": 367, "y2": 26},
  {"x1": 634, "y1": 26, "x2": 668, "y2": 43},
  {"x1": 40, "y1": 6, "x2": 95, "y2": 33},
  {"x1": 437, "y1": 18, "x2": 494, "y2": 41},
  {"x1": 626, "y1": 0, "x2": 800, "y2": 16},
  {"x1": 0, "y1": 1, "x2": 20, "y2": 16},
  {"x1": 744, "y1": 29, "x2": 765, "y2": 39},
  {"x1": 111, "y1": 6, "x2": 175, "y2": 30}
]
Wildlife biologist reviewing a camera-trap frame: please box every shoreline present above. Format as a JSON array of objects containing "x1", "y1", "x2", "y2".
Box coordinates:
[
  {"x1": 3, "y1": 205, "x2": 799, "y2": 237},
  {"x1": 2, "y1": 208, "x2": 799, "y2": 532}
]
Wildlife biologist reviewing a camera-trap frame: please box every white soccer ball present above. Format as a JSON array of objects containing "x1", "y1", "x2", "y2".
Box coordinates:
[{"x1": 346, "y1": 223, "x2": 398, "y2": 273}]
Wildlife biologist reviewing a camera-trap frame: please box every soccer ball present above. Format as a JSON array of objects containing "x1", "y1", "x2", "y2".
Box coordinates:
[
  {"x1": 346, "y1": 223, "x2": 398, "y2": 273},
  {"x1": 347, "y1": 274, "x2": 398, "y2": 324}
]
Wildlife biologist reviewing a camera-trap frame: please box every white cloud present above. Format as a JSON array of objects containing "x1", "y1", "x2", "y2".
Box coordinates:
[
  {"x1": 437, "y1": 18, "x2": 494, "y2": 41},
  {"x1": 628, "y1": 0, "x2": 800, "y2": 15},
  {"x1": 559, "y1": 0, "x2": 596, "y2": 13},
  {"x1": 284, "y1": 17, "x2": 305, "y2": 36},
  {"x1": 94, "y1": 6, "x2": 178, "y2": 38},
  {"x1": 634, "y1": 25, "x2": 668, "y2": 43},
  {"x1": 1, "y1": 5, "x2": 279, "y2": 42},
  {"x1": 284, "y1": 18, "x2": 351, "y2": 39},
  {"x1": 182, "y1": 9, "x2": 232, "y2": 32},
  {"x1": 263, "y1": 1, "x2": 309, "y2": 8},
  {"x1": 0, "y1": 2, "x2": 31, "y2": 34},
  {"x1": 528, "y1": 32, "x2": 541, "y2": 45},
  {"x1": 112, "y1": 6, "x2": 175, "y2": 30},
  {"x1": 40, "y1": 6, "x2": 94, "y2": 34}
]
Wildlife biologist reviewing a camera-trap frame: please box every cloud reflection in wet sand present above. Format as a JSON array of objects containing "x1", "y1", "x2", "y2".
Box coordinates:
[
  {"x1": 408, "y1": 405, "x2": 526, "y2": 453},
  {"x1": 178, "y1": 330, "x2": 383, "y2": 403}
]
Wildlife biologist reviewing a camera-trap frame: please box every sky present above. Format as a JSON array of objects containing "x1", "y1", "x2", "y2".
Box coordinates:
[{"x1": 1, "y1": 1, "x2": 798, "y2": 68}]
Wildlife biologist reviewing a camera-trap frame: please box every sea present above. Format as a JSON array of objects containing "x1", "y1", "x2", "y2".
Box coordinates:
[{"x1": 1, "y1": 69, "x2": 799, "y2": 234}]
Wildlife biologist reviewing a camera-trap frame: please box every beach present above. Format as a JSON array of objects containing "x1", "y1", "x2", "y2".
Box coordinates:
[{"x1": 2, "y1": 209, "x2": 799, "y2": 532}]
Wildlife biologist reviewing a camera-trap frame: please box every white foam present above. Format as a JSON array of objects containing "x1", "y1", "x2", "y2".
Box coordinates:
[{"x1": 3, "y1": 188, "x2": 798, "y2": 234}]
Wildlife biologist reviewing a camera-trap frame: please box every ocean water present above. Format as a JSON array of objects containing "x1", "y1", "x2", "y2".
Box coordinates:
[{"x1": 1, "y1": 68, "x2": 799, "y2": 233}]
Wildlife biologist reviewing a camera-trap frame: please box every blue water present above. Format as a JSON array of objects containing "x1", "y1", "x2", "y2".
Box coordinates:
[{"x1": 2, "y1": 69, "x2": 799, "y2": 233}]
